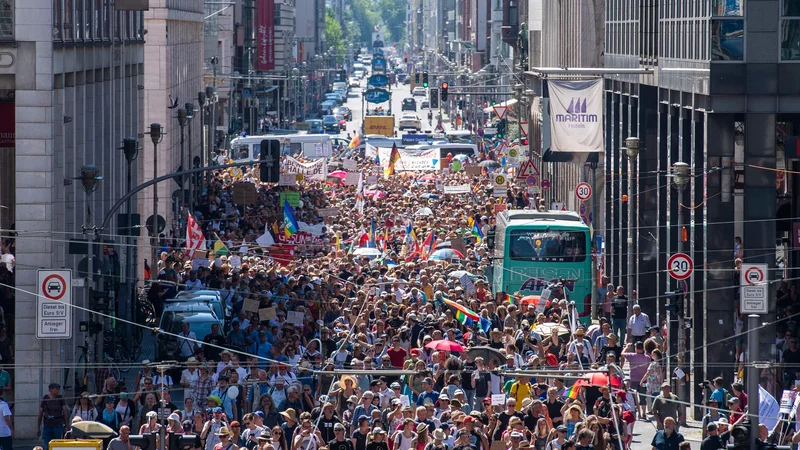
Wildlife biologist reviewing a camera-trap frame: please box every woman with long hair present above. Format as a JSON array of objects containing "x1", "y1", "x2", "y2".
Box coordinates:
[
  {"x1": 562, "y1": 404, "x2": 584, "y2": 439},
  {"x1": 192, "y1": 411, "x2": 207, "y2": 435},
  {"x1": 366, "y1": 428, "x2": 389, "y2": 450},
  {"x1": 271, "y1": 426, "x2": 288, "y2": 450},
  {"x1": 257, "y1": 395, "x2": 281, "y2": 429},
  {"x1": 331, "y1": 375, "x2": 360, "y2": 416},
  {"x1": 532, "y1": 418, "x2": 550, "y2": 450},
  {"x1": 641, "y1": 349, "x2": 664, "y2": 414},
  {"x1": 414, "y1": 424, "x2": 429, "y2": 450},
  {"x1": 215, "y1": 427, "x2": 239, "y2": 450},
  {"x1": 71, "y1": 392, "x2": 98, "y2": 422},
  {"x1": 139, "y1": 411, "x2": 161, "y2": 435}
]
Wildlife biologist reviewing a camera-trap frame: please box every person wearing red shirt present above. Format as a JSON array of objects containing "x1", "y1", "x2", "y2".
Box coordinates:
[
  {"x1": 732, "y1": 382, "x2": 748, "y2": 410},
  {"x1": 386, "y1": 337, "x2": 408, "y2": 368}
]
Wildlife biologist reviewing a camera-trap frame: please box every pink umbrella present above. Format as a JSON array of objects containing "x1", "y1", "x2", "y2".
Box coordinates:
[
  {"x1": 425, "y1": 339, "x2": 465, "y2": 352},
  {"x1": 364, "y1": 189, "x2": 387, "y2": 199},
  {"x1": 420, "y1": 175, "x2": 437, "y2": 182},
  {"x1": 329, "y1": 171, "x2": 347, "y2": 179}
]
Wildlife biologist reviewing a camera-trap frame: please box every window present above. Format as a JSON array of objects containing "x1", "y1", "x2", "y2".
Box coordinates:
[
  {"x1": 781, "y1": 20, "x2": 800, "y2": 59},
  {"x1": 713, "y1": 0, "x2": 742, "y2": 15},
  {"x1": 711, "y1": 19, "x2": 744, "y2": 60},
  {"x1": 508, "y1": 230, "x2": 587, "y2": 262}
]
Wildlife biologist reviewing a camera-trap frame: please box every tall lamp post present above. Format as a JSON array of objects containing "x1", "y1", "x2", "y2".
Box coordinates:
[
  {"x1": 205, "y1": 86, "x2": 217, "y2": 187},
  {"x1": 176, "y1": 108, "x2": 188, "y2": 230},
  {"x1": 78, "y1": 164, "x2": 103, "y2": 393},
  {"x1": 197, "y1": 91, "x2": 207, "y2": 204},
  {"x1": 184, "y1": 102, "x2": 196, "y2": 214},
  {"x1": 121, "y1": 138, "x2": 139, "y2": 327},
  {"x1": 624, "y1": 137, "x2": 640, "y2": 317},
  {"x1": 671, "y1": 161, "x2": 690, "y2": 412},
  {"x1": 149, "y1": 123, "x2": 164, "y2": 281}
]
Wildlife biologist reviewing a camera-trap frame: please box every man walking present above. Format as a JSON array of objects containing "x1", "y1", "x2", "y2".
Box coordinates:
[
  {"x1": 611, "y1": 286, "x2": 629, "y2": 343},
  {"x1": 38, "y1": 382, "x2": 68, "y2": 449},
  {"x1": 652, "y1": 383, "x2": 682, "y2": 431},
  {"x1": 627, "y1": 304, "x2": 651, "y2": 344}
]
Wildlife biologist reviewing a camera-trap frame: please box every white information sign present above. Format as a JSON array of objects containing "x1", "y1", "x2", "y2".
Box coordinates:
[
  {"x1": 741, "y1": 263, "x2": 768, "y2": 314},
  {"x1": 443, "y1": 185, "x2": 471, "y2": 194},
  {"x1": 278, "y1": 173, "x2": 297, "y2": 186},
  {"x1": 343, "y1": 159, "x2": 358, "y2": 171},
  {"x1": 37, "y1": 269, "x2": 73, "y2": 339}
]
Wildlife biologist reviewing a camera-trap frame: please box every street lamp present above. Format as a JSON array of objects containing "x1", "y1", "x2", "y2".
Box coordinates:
[
  {"x1": 670, "y1": 160, "x2": 690, "y2": 417},
  {"x1": 624, "y1": 137, "x2": 639, "y2": 320},
  {"x1": 149, "y1": 123, "x2": 164, "y2": 281},
  {"x1": 121, "y1": 137, "x2": 140, "y2": 330},
  {"x1": 184, "y1": 102, "x2": 196, "y2": 213},
  {"x1": 78, "y1": 164, "x2": 103, "y2": 393},
  {"x1": 177, "y1": 108, "x2": 188, "y2": 219},
  {"x1": 514, "y1": 83, "x2": 524, "y2": 143},
  {"x1": 205, "y1": 86, "x2": 216, "y2": 188},
  {"x1": 197, "y1": 91, "x2": 207, "y2": 199}
]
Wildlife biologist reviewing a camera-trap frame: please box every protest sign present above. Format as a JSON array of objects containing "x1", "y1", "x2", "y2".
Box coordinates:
[
  {"x1": 244, "y1": 298, "x2": 261, "y2": 313},
  {"x1": 232, "y1": 182, "x2": 257, "y2": 204},
  {"x1": 378, "y1": 147, "x2": 440, "y2": 171},
  {"x1": 259, "y1": 307, "x2": 277, "y2": 322},
  {"x1": 317, "y1": 208, "x2": 340, "y2": 217},
  {"x1": 287, "y1": 311, "x2": 305, "y2": 326},
  {"x1": 279, "y1": 173, "x2": 297, "y2": 186},
  {"x1": 343, "y1": 159, "x2": 358, "y2": 171},
  {"x1": 460, "y1": 274, "x2": 477, "y2": 296},
  {"x1": 280, "y1": 191, "x2": 301, "y2": 207},
  {"x1": 283, "y1": 156, "x2": 328, "y2": 180},
  {"x1": 345, "y1": 172, "x2": 361, "y2": 186},
  {"x1": 491, "y1": 394, "x2": 506, "y2": 405},
  {"x1": 443, "y1": 185, "x2": 471, "y2": 194}
]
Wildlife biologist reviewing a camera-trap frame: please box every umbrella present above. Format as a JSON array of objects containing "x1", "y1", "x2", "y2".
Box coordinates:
[
  {"x1": 435, "y1": 241, "x2": 452, "y2": 249},
  {"x1": 453, "y1": 154, "x2": 470, "y2": 161},
  {"x1": 421, "y1": 193, "x2": 440, "y2": 199},
  {"x1": 353, "y1": 247, "x2": 382, "y2": 256},
  {"x1": 465, "y1": 346, "x2": 505, "y2": 366},
  {"x1": 478, "y1": 160, "x2": 500, "y2": 169},
  {"x1": 425, "y1": 339, "x2": 465, "y2": 352},
  {"x1": 416, "y1": 207, "x2": 434, "y2": 216},
  {"x1": 581, "y1": 372, "x2": 623, "y2": 389},
  {"x1": 447, "y1": 270, "x2": 477, "y2": 279},
  {"x1": 520, "y1": 295, "x2": 550, "y2": 308},
  {"x1": 329, "y1": 171, "x2": 347, "y2": 179},
  {"x1": 430, "y1": 248, "x2": 464, "y2": 260},
  {"x1": 71, "y1": 421, "x2": 118, "y2": 439},
  {"x1": 420, "y1": 174, "x2": 437, "y2": 181},
  {"x1": 531, "y1": 322, "x2": 570, "y2": 337}
]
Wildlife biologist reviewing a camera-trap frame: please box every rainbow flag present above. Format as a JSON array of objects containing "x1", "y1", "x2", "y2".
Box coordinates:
[
  {"x1": 565, "y1": 384, "x2": 580, "y2": 400},
  {"x1": 369, "y1": 217, "x2": 376, "y2": 247},
  {"x1": 445, "y1": 299, "x2": 491, "y2": 332},
  {"x1": 283, "y1": 200, "x2": 299, "y2": 238}
]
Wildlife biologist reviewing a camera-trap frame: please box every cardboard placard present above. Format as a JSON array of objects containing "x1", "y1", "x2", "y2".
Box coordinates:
[
  {"x1": 465, "y1": 166, "x2": 483, "y2": 176},
  {"x1": 279, "y1": 173, "x2": 297, "y2": 187},
  {"x1": 287, "y1": 311, "x2": 305, "y2": 326},
  {"x1": 345, "y1": 172, "x2": 361, "y2": 186},
  {"x1": 317, "y1": 208, "x2": 340, "y2": 217},
  {"x1": 460, "y1": 274, "x2": 476, "y2": 296},
  {"x1": 343, "y1": 159, "x2": 358, "y2": 171},
  {"x1": 230, "y1": 255, "x2": 242, "y2": 268},
  {"x1": 781, "y1": 390, "x2": 796, "y2": 414},
  {"x1": 233, "y1": 182, "x2": 257, "y2": 205},
  {"x1": 259, "y1": 307, "x2": 277, "y2": 322},
  {"x1": 400, "y1": 395, "x2": 411, "y2": 408},
  {"x1": 367, "y1": 175, "x2": 378, "y2": 185},
  {"x1": 244, "y1": 298, "x2": 261, "y2": 313}
]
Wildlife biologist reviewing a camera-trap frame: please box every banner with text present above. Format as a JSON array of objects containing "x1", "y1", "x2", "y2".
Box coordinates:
[
  {"x1": 256, "y1": 0, "x2": 275, "y2": 71},
  {"x1": 548, "y1": 79, "x2": 603, "y2": 152},
  {"x1": 282, "y1": 156, "x2": 327, "y2": 180},
  {"x1": 377, "y1": 148, "x2": 440, "y2": 171}
]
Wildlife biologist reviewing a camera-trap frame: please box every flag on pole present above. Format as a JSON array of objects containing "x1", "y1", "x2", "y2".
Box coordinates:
[
  {"x1": 185, "y1": 214, "x2": 206, "y2": 257},
  {"x1": 384, "y1": 143, "x2": 401, "y2": 179},
  {"x1": 283, "y1": 200, "x2": 299, "y2": 238},
  {"x1": 565, "y1": 384, "x2": 581, "y2": 400},
  {"x1": 355, "y1": 172, "x2": 365, "y2": 215},
  {"x1": 369, "y1": 217, "x2": 377, "y2": 247},
  {"x1": 256, "y1": 223, "x2": 276, "y2": 247},
  {"x1": 212, "y1": 233, "x2": 229, "y2": 256},
  {"x1": 349, "y1": 133, "x2": 362, "y2": 149},
  {"x1": 420, "y1": 231, "x2": 436, "y2": 259}
]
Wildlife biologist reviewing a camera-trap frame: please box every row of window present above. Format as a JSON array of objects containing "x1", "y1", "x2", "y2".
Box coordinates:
[{"x1": 53, "y1": 0, "x2": 144, "y2": 42}]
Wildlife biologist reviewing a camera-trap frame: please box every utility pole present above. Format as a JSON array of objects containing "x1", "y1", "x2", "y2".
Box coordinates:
[
  {"x1": 121, "y1": 138, "x2": 140, "y2": 328},
  {"x1": 671, "y1": 161, "x2": 690, "y2": 416},
  {"x1": 624, "y1": 137, "x2": 639, "y2": 318},
  {"x1": 78, "y1": 165, "x2": 103, "y2": 393},
  {"x1": 149, "y1": 123, "x2": 164, "y2": 281}
]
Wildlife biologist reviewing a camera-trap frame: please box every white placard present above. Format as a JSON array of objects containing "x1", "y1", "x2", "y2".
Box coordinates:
[
  {"x1": 230, "y1": 255, "x2": 242, "y2": 268},
  {"x1": 37, "y1": 269, "x2": 73, "y2": 339},
  {"x1": 287, "y1": 311, "x2": 305, "y2": 326},
  {"x1": 343, "y1": 159, "x2": 358, "y2": 171},
  {"x1": 279, "y1": 173, "x2": 297, "y2": 186},
  {"x1": 548, "y1": 79, "x2": 604, "y2": 152},
  {"x1": 283, "y1": 156, "x2": 328, "y2": 180},
  {"x1": 400, "y1": 395, "x2": 411, "y2": 408},
  {"x1": 317, "y1": 208, "x2": 340, "y2": 217},
  {"x1": 781, "y1": 390, "x2": 796, "y2": 414},
  {"x1": 491, "y1": 394, "x2": 506, "y2": 405},
  {"x1": 378, "y1": 147, "x2": 440, "y2": 171},
  {"x1": 460, "y1": 274, "x2": 476, "y2": 296},
  {"x1": 367, "y1": 175, "x2": 378, "y2": 185},
  {"x1": 443, "y1": 185, "x2": 471, "y2": 194},
  {"x1": 345, "y1": 172, "x2": 361, "y2": 186},
  {"x1": 493, "y1": 189, "x2": 508, "y2": 197}
]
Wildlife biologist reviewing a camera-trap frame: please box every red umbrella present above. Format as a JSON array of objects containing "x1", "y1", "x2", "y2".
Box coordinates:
[
  {"x1": 425, "y1": 339, "x2": 465, "y2": 352},
  {"x1": 520, "y1": 295, "x2": 550, "y2": 308},
  {"x1": 581, "y1": 372, "x2": 623, "y2": 389}
]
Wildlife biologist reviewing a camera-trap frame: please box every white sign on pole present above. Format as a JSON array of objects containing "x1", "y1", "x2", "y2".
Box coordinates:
[
  {"x1": 37, "y1": 269, "x2": 73, "y2": 339},
  {"x1": 741, "y1": 263, "x2": 768, "y2": 314},
  {"x1": 278, "y1": 173, "x2": 297, "y2": 186}
]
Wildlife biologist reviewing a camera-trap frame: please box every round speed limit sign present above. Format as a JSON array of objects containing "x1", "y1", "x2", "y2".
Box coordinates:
[
  {"x1": 575, "y1": 182, "x2": 592, "y2": 201},
  {"x1": 668, "y1": 253, "x2": 694, "y2": 280}
]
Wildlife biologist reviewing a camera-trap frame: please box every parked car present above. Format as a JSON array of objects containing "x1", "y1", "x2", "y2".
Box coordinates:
[
  {"x1": 156, "y1": 303, "x2": 221, "y2": 360},
  {"x1": 401, "y1": 98, "x2": 417, "y2": 112},
  {"x1": 399, "y1": 114, "x2": 422, "y2": 131},
  {"x1": 412, "y1": 86, "x2": 426, "y2": 96},
  {"x1": 421, "y1": 100, "x2": 430, "y2": 109},
  {"x1": 322, "y1": 115, "x2": 340, "y2": 133}
]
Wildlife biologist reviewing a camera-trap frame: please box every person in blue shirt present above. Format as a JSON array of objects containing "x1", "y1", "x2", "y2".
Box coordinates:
[
  {"x1": 415, "y1": 378, "x2": 440, "y2": 407},
  {"x1": 209, "y1": 376, "x2": 236, "y2": 419},
  {"x1": 227, "y1": 320, "x2": 248, "y2": 352},
  {"x1": 351, "y1": 392, "x2": 378, "y2": 429},
  {"x1": 252, "y1": 331, "x2": 273, "y2": 368},
  {"x1": 708, "y1": 377, "x2": 729, "y2": 405}
]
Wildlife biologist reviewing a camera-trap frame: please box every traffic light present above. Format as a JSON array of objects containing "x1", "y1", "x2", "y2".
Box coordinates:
[
  {"x1": 414, "y1": 73, "x2": 420, "y2": 84},
  {"x1": 521, "y1": 138, "x2": 529, "y2": 146},
  {"x1": 170, "y1": 433, "x2": 201, "y2": 450},
  {"x1": 422, "y1": 72, "x2": 429, "y2": 87},
  {"x1": 430, "y1": 88, "x2": 439, "y2": 109},
  {"x1": 496, "y1": 118, "x2": 507, "y2": 138},
  {"x1": 259, "y1": 139, "x2": 281, "y2": 183},
  {"x1": 491, "y1": 100, "x2": 497, "y2": 106},
  {"x1": 441, "y1": 82, "x2": 448, "y2": 101},
  {"x1": 664, "y1": 289, "x2": 683, "y2": 317},
  {"x1": 129, "y1": 433, "x2": 157, "y2": 450}
]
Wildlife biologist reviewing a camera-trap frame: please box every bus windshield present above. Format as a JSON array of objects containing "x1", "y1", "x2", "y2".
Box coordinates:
[{"x1": 508, "y1": 230, "x2": 587, "y2": 262}]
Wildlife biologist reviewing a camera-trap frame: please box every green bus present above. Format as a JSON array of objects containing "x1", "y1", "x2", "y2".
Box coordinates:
[{"x1": 487, "y1": 210, "x2": 593, "y2": 318}]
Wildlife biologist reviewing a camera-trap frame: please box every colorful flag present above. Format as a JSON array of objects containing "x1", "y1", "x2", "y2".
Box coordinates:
[
  {"x1": 420, "y1": 231, "x2": 436, "y2": 260},
  {"x1": 369, "y1": 217, "x2": 377, "y2": 247},
  {"x1": 212, "y1": 233, "x2": 229, "y2": 256},
  {"x1": 185, "y1": 214, "x2": 206, "y2": 257},
  {"x1": 444, "y1": 299, "x2": 480, "y2": 321},
  {"x1": 565, "y1": 384, "x2": 580, "y2": 400},
  {"x1": 349, "y1": 133, "x2": 362, "y2": 149},
  {"x1": 283, "y1": 200, "x2": 299, "y2": 238},
  {"x1": 256, "y1": 223, "x2": 276, "y2": 248},
  {"x1": 384, "y1": 143, "x2": 401, "y2": 179},
  {"x1": 355, "y1": 172, "x2": 365, "y2": 215},
  {"x1": 472, "y1": 223, "x2": 484, "y2": 242}
]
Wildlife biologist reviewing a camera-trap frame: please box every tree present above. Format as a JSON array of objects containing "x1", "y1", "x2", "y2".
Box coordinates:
[
  {"x1": 377, "y1": 0, "x2": 406, "y2": 43},
  {"x1": 349, "y1": 0, "x2": 381, "y2": 45},
  {"x1": 326, "y1": 8, "x2": 346, "y2": 63}
]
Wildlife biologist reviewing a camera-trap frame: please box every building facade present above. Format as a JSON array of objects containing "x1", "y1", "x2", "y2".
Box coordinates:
[{"x1": 0, "y1": 0, "x2": 144, "y2": 436}]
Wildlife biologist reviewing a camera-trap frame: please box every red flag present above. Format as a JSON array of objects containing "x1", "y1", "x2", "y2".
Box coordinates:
[{"x1": 185, "y1": 214, "x2": 206, "y2": 257}]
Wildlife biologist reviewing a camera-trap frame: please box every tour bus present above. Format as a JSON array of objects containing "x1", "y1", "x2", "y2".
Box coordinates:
[
  {"x1": 229, "y1": 134, "x2": 334, "y2": 162},
  {"x1": 487, "y1": 209, "x2": 593, "y2": 320}
]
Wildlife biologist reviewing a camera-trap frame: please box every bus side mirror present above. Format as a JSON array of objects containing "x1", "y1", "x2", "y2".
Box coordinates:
[{"x1": 486, "y1": 232, "x2": 495, "y2": 250}]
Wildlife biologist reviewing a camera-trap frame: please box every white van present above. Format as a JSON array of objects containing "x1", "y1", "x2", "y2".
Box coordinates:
[{"x1": 229, "y1": 134, "x2": 334, "y2": 163}]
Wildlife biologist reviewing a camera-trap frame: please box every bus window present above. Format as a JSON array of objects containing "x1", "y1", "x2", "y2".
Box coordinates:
[
  {"x1": 508, "y1": 230, "x2": 587, "y2": 262},
  {"x1": 234, "y1": 145, "x2": 250, "y2": 160}
]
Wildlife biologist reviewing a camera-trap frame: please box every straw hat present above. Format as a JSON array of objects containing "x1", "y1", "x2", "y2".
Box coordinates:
[{"x1": 216, "y1": 427, "x2": 233, "y2": 437}]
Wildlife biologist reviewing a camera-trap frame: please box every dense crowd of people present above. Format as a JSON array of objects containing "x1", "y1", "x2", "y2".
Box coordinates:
[{"x1": 30, "y1": 139, "x2": 768, "y2": 450}]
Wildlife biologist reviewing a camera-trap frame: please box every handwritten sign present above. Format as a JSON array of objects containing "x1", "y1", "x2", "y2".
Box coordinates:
[
  {"x1": 280, "y1": 191, "x2": 300, "y2": 207},
  {"x1": 244, "y1": 299, "x2": 261, "y2": 313},
  {"x1": 259, "y1": 307, "x2": 277, "y2": 322},
  {"x1": 460, "y1": 274, "x2": 476, "y2": 296},
  {"x1": 287, "y1": 311, "x2": 305, "y2": 326},
  {"x1": 345, "y1": 172, "x2": 361, "y2": 186},
  {"x1": 343, "y1": 159, "x2": 358, "y2": 171},
  {"x1": 491, "y1": 394, "x2": 506, "y2": 406},
  {"x1": 283, "y1": 156, "x2": 327, "y2": 180},
  {"x1": 400, "y1": 395, "x2": 411, "y2": 408},
  {"x1": 317, "y1": 208, "x2": 340, "y2": 217},
  {"x1": 781, "y1": 390, "x2": 796, "y2": 414},
  {"x1": 279, "y1": 173, "x2": 297, "y2": 186},
  {"x1": 443, "y1": 185, "x2": 471, "y2": 194},
  {"x1": 367, "y1": 175, "x2": 378, "y2": 185}
]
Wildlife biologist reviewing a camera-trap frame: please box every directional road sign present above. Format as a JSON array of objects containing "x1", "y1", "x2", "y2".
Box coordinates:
[
  {"x1": 740, "y1": 263, "x2": 768, "y2": 314},
  {"x1": 575, "y1": 182, "x2": 592, "y2": 201},
  {"x1": 37, "y1": 269, "x2": 73, "y2": 339},
  {"x1": 667, "y1": 253, "x2": 693, "y2": 280}
]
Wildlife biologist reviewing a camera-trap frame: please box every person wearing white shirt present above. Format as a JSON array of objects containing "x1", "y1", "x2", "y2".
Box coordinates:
[
  {"x1": 0, "y1": 398, "x2": 11, "y2": 450},
  {"x1": 567, "y1": 329, "x2": 595, "y2": 363},
  {"x1": 178, "y1": 323, "x2": 199, "y2": 358},
  {"x1": 181, "y1": 359, "x2": 200, "y2": 400},
  {"x1": 626, "y1": 304, "x2": 652, "y2": 343}
]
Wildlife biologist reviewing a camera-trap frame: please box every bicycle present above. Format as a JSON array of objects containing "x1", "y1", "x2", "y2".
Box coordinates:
[{"x1": 136, "y1": 286, "x2": 157, "y2": 328}]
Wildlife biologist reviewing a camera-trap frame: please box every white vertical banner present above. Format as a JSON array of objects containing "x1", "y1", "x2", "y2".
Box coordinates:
[{"x1": 548, "y1": 79, "x2": 604, "y2": 152}]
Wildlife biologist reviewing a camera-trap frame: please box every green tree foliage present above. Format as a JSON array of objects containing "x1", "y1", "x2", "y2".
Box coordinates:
[
  {"x1": 326, "y1": 8, "x2": 346, "y2": 63},
  {"x1": 377, "y1": 0, "x2": 406, "y2": 43},
  {"x1": 349, "y1": 0, "x2": 381, "y2": 45}
]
